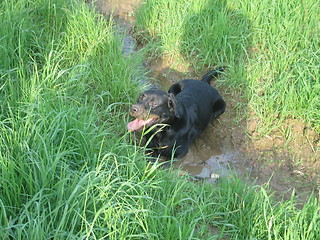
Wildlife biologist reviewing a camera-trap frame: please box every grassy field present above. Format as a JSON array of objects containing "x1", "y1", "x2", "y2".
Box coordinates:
[
  {"x1": 0, "y1": 0, "x2": 319, "y2": 239},
  {"x1": 136, "y1": 0, "x2": 320, "y2": 135}
]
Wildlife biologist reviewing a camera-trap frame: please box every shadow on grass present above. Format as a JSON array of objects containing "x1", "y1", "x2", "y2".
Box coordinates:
[
  {"x1": 180, "y1": 0, "x2": 252, "y2": 70},
  {"x1": 135, "y1": 0, "x2": 252, "y2": 87}
]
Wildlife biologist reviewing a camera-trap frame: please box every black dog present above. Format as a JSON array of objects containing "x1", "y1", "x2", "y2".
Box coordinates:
[{"x1": 127, "y1": 68, "x2": 226, "y2": 158}]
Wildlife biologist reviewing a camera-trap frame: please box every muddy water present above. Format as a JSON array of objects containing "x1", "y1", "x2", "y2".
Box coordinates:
[{"x1": 92, "y1": 0, "x2": 319, "y2": 199}]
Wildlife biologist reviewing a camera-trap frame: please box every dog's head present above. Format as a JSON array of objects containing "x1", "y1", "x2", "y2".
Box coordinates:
[{"x1": 127, "y1": 89, "x2": 182, "y2": 132}]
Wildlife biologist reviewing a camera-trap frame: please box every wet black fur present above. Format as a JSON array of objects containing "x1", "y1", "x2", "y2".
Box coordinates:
[{"x1": 130, "y1": 68, "x2": 226, "y2": 158}]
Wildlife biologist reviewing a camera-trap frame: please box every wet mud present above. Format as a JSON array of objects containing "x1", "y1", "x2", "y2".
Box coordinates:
[{"x1": 91, "y1": 0, "x2": 319, "y2": 200}]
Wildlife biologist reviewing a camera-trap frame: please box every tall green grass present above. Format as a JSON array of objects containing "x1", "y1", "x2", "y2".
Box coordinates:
[
  {"x1": 136, "y1": 0, "x2": 320, "y2": 134},
  {"x1": 0, "y1": 0, "x2": 319, "y2": 239}
]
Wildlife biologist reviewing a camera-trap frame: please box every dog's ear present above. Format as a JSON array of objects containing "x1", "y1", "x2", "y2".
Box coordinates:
[
  {"x1": 168, "y1": 93, "x2": 183, "y2": 118},
  {"x1": 138, "y1": 93, "x2": 146, "y2": 101},
  {"x1": 168, "y1": 82, "x2": 182, "y2": 95}
]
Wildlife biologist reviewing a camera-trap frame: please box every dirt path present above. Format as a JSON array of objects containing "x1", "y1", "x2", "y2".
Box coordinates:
[{"x1": 91, "y1": 0, "x2": 319, "y2": 200}]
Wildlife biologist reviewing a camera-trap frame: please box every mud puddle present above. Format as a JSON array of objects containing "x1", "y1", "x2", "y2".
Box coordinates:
[
  {"x1": 147, "y1": 65, "x2": 252, "y2": 184},
  {"x1": 91, "y1": 0, "x2": 319, "y2": 200},
  {"x1": 147, "y1": 60, "x2": 319, "y2": 200}
]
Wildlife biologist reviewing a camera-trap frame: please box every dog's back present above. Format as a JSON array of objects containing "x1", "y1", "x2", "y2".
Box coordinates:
[
  {"x1": 169, "y1": 79, "x2": 225, "y2": 130},
  {"x1": 166, "y1": 69, "x2": 226, "y2": 157}
]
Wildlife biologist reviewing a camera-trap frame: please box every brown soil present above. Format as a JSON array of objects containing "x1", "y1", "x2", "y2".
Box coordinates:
[{"x1": 92, "y1": 0, "x2": 319, "y2": 200}]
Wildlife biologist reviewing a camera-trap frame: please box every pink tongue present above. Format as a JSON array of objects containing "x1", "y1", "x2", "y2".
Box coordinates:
[{"x1": 127, "y1": 118, "x2": 154, "y2": 132}]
